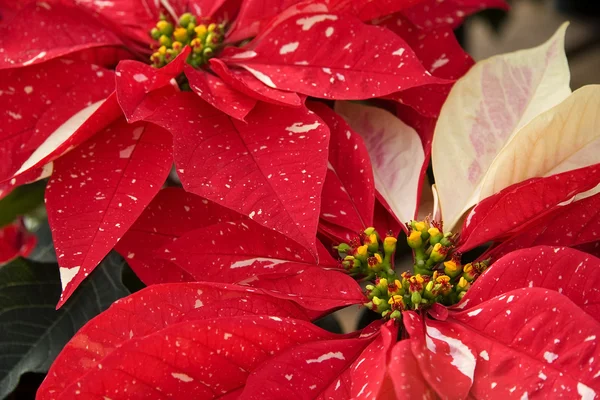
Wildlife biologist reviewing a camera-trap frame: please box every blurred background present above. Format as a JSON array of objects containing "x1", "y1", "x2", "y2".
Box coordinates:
[{"x1": 466, "y1": 0, "x2": 600, "y2": 89}]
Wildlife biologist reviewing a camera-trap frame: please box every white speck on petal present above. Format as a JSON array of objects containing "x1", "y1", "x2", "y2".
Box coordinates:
[
  {"x1": 306, "y1": 352, "x2": 345, "y2": 364},
  {"x1": 296, "y1": 14, "x2": 338, "y2": 31},
  {"x1": 538, "y1": 372, "x2": 547, "y2": 380},
  {"x1": 392, "y1": 48, "x2": 405, "y2": 56},
  {"x1": 467, "y1": 308, "x2": 482, "y2": 317},
  {"x1": 24, "y1": 86, "x2": 33, "y2": 94},
  {"x1": 22, "y1": 51, "x2": 47, "y2": 66},
  {"x1": 229, "y1": 50, "x2": 257, "y2": 59},
  {"x1": 480, "y1": 350, "x2": 489, "y2": 360},
  {"x1": 230, "y1": 257, "x2": 285, "y2": 269},
  {"x1": 279, "y1": 42, "x2": 299, "y2": 55},
  {"x1": 133, "y1": 73, "x2": 148, "y2": 82},
  {"x1": 584, "y1": 335, "x2": 596, "y2": 342},
  {"x1": 238, "y1": 65, "x2": 276, "y2": 88},
  {"x1": 286, "y1": 121, "x2": 320, "y2": 133},
  {"x1": 577, "y1": 383, "x2": 596, "y2": 400},
  {"x1": 194, "y1": 299, "x2": 203, "y2": 308},
  {"x1": 171, "y1": 372, "x2": 193, "y2": 382},
  {"x1": 325, "y1": 27, "x2": 334, "y2": 37},
  {"x1": 119, "y1": 144, "x2": 135, "y2": 158},
  {"x1": 430, "y1": 56, "x2": 449, "y2": 72},
  {"x1": 543, "y1": 351, "x2": 558, "y2": 364}
]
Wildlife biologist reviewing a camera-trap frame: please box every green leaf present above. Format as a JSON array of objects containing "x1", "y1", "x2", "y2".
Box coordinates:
[
  {"x1": 0, "y1": 254, "x2": 130, "y2": 398},
  {"x1": 0, "y1": 181, "x2": 46, "y2": 228}
]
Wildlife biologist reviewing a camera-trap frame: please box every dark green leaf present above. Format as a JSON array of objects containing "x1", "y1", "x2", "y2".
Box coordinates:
[
  {"x1": 0, "y1": 181, "x2": 46, "y2": 228},
  {"x1": 0, "y1": 254, "x2": 130, "y2": 398}
]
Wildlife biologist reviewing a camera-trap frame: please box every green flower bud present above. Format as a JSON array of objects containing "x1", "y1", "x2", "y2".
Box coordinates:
[
  {"x1": 150, "y1": 27, "x2": 162, "y2": 40},
  {"x1": 444, "y1": 259, "x2": 462, "y2": 279},
  {"x1": 159, "y1": 34, "x2": 172, "y2": 47},
  {"x1": 335, "y1": 243, "x2": 351, "y2": 258},
  {"x1": 411, "y1": 291, "x2": 422, "y2": 307},
  {"x1": 178, "y1": 12, "x2": 197, "y2": 28},
  {"x1": 407, "y1": 230, "x2": 423, "y2": 249},
  {"x1": 156, "y1": 20, "x2": 174, "y2": 36},
  {"x1": 428, "y1": 227, "x2": 443, "y2": 245},
  {"x1": 389, "y1": 310, "x2": 402, "y2": 320}
]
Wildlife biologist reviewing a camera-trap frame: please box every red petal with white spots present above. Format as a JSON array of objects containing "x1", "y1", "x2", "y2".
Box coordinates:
[
  {"x1": 461, "y1": 246, "x2": 600, "y2": 321},
  {"x1": 147, "y1": 92, "x2": 329, "y2": 254},
  {"x1": 114, "y1": 187, "x2": 244, "y2": 285},
  {"x1": 225, "y1": 0, "x2": 318, "y2": 43},
  {"x1": 459, "y1": 163, "x2": 600, "y2": 252},
  {"x1": 0, "y1": 166, "x2": 52, "y2": 201},
  {"x1": 0, "y1": 220, "x2": 36, "y2": 264},
  {"x1": 328, "y1": 0, "x2": 426, "y2": 21},
  {"x1": 402, "y1": 310, "x2": 475, "y2": 399},
  {"x1": 222, "y1": 12, "x2": 446, "y2": 100},
  {"x1": 0, "y1": 59, "x2": 115, "y2": 183},
  {"x1": 6, "y1": 94, "x2": 123, "y2": 186},
  {"x1": 403, "y1": 0, "x2": 509, "y2": 31},
  {"x1": 185, "y1": 65, "x2": 257, "y2": 120},
  {"x1": 209, "y1": 58, "x2": 303, "y2": 107},
  {"x1": 227, "y1": 0, "x2": 425, "y2": 43},
  {"x1": 72, "y1": 0, "x2": 162, "y2": 54},
  {"x1": 451, "y1": 288, "x2": 600, "y2": 399},
  {"x1": 54, "y1": 317, "x2": 342, "y2": 399},
  {"x1": 241, "y1": 334, "x2": 377, "y2": 398},
  {"x1": 115, "y1": 47, "x2": 190, "y2": 123},
  {"x1": 485, "y1": 192, "x2": 600, "y2": 261},
  {"x1": 231, "y1": 266, "x2": 365, "y2": 314},
  {"x1": 309, "y1": 102, "x2": 374, "y2": 235},
  {"x1": 0, "y1": 2, "x2": 122, "y2": 69},
  {"x1": 384, "y1": 339, "x2": 437, "y2": 399},
  {"x1": 161, "y1": 220, "x2": 363, "y2": 313},
  {"x1": 163, "y1": 219, "x2": 313, "y2": 280},
  {"x1": 381, "y1": 14, "x2": 473, "y2": 81},
  {"x1": 45, "y1": 119, "x2": 172, "y2": 308},
  {"x1": 378, "y1": 13, "x2": 473, "y2": 118},
  {"x1": 38, "y1": 282, "x2": 314, "y2": 400}
]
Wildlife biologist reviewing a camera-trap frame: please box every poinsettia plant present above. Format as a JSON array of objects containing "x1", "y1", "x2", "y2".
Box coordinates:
[
  {"x1": 2, "y1": 0, "x2": 600, "y2": 398},
  {"x1": 25, "y1": 21, "x2": 600, "y2": 399}
]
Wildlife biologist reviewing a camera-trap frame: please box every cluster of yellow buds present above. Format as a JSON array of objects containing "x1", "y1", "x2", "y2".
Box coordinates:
[
  {"x1": 336, "y1": 227, "x2": 397, "y2": 280},
  {"x1": 407, "y1": 219, "x2": 456, "y2": 275},
  {"x1": 149, "y1": 13, "x2": 226, "y2": 68}
]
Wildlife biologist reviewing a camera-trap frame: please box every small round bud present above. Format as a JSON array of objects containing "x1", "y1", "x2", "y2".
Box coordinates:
[
  {"x1": 173, "y1": 27, "x2": 189, "y2": 43},
  {"x1": 150, "y1": 27, "x2": 162, "y2": 40},
  {"x1": 407, "y1": 231, "x2": 423, "y2": 248},
  {"x1": 159, "y1": 34, "x2": 172, "y2": 47},
  {"x1": 156, "y1": 20, "x2": 173, "y2": 36},
  {"x1": 178, "y1": 12, "x2": 197, "y2": 28}
]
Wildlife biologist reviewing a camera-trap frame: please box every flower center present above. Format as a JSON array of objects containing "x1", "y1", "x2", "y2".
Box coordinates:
[
  {"x1": 336, "y1": 220, "x2": 489, "y2": 321},
  {"x1": 149, "y1": 12, "x2": 225, "y2": 68}
]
